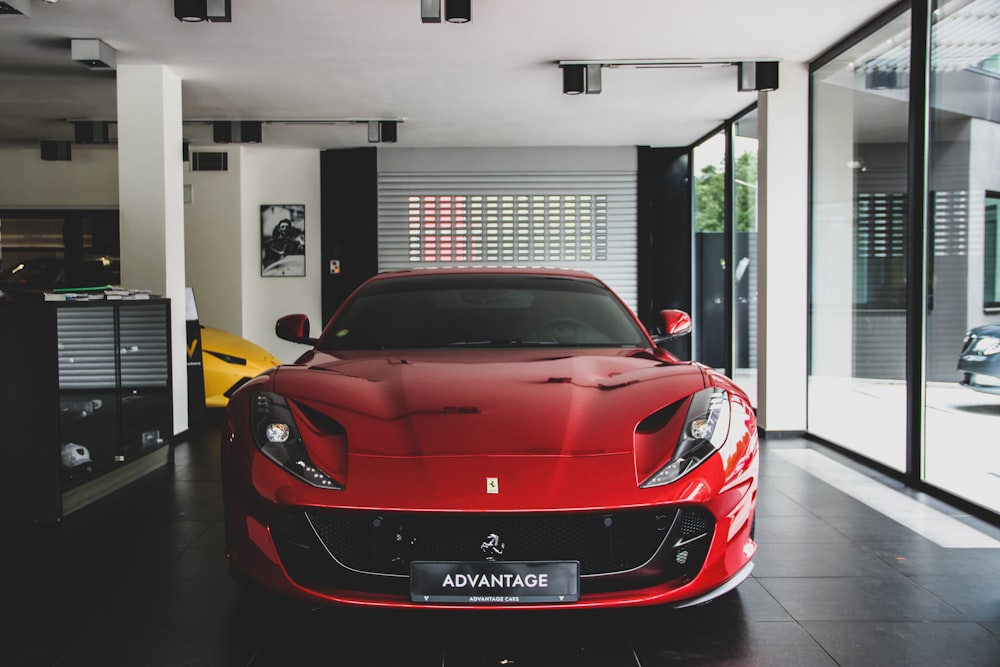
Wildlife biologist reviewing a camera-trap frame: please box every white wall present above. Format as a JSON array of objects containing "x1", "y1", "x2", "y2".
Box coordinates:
[
  {"x1": 239, "y1": 147, "x2": 323, "y2": 363},
  {"x1": 758, "y1": 62, "x2": 810, "y2": 433},
  {"x1": 183, "y1": 147, "x2": 244, "y2": 334},
  {"x1": 181, "y1": 146, "x2": 322, "y2": 362}
]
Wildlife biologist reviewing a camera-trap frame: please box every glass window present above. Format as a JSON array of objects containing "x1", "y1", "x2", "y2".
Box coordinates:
[
  {"x1": 734, "y1": 110, "x2": 759, "y2": 406},
  {"x1": 923, "y1": 0, "x2": 1000, "y2": 514},
  {"x1": 986, "y1": 192, "x2": 999, "y2": 308},
  {"x1": 693, "y1": 132, "x2": 727, "y2": 371},
  {"x1": 809, "y1": 9, "x2": 912, "y2": 471}
]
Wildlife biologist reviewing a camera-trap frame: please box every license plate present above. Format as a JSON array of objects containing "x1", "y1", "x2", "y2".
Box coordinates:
[{"x1": 410, "y1": 561, "x2": 580, "y2": 604}]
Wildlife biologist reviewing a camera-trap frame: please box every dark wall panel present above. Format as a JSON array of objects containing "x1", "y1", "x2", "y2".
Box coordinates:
[
  {"x1": 637, "y1": 146, "x2": 692, "y2": 359},
  {"x1": 320, "y1": 148, "x2": 379, "y2": 325}
]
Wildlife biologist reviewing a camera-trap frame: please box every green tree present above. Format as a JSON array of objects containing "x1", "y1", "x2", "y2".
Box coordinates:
[
  {"x1": 694, "y1": 149, "x2": 758, "y2": 233},
  {"x1": 733, "y1": 149, "x2": 758, "y2": 232},
  {"x1": 695, "y1": 163, "x2": 725, "y2": 232}
]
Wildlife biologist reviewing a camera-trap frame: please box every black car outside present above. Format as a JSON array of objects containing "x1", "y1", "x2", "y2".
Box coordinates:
[{"x1": 958, "y1": 322, "x2": 1000, "y2": 395}]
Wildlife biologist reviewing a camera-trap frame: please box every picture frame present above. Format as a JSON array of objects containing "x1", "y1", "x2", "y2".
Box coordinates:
[{"x1": 260, "y1": 204, "x2": 306, "y2": 277}]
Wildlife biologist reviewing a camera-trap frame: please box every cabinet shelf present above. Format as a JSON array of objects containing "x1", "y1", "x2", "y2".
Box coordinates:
[{"x1": 0, "y1": 298, "x2": 173, "y2": 520}]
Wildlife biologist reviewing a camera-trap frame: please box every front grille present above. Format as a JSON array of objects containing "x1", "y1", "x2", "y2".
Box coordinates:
[
  {"x1": 271, "y1": 507, "x2": 716, "y2": 597},
  {"x1": 309, "y1": 509, "x2": 674, "y2": 576}
]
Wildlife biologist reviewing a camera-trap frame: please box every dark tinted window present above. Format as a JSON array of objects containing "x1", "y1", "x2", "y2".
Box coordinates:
[{"x1": 318, "y1": 274, "x2": 648, "y2": 350}]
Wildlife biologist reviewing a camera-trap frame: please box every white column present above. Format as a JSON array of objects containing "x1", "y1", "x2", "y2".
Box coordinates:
[
  {"x1": 757, "y1": 62, "x2": 810, "y2": 432},
  {"x1": 116, "y1": 64, "x2": 188, "y2": 435}
]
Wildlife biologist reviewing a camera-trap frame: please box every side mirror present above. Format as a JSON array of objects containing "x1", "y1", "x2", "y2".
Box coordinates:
[
  {"x1": 653, "y1": 309, "x2": 692, "y2": 344},
  {"x1": 275, "y1": 314, "x2": 317, "y2": 345}
]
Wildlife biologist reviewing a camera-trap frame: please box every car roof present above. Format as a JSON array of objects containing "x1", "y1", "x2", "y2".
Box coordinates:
[{"x1": 365, "y1": 267, "x2": 602, "y2": 284}]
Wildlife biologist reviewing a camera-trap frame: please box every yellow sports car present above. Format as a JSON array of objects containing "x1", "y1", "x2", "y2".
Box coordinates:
[{"x1": 199, "y1": 326, "x2": 282, "y2": 408}]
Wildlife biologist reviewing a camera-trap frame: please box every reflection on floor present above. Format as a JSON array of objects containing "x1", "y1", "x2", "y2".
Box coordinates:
[{"x1": 3, "y1": 414, "x2": 1000, "y2": 666}]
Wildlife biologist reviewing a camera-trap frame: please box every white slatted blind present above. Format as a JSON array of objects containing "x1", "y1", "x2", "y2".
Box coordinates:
[{"x1": 377, "y1": 170, "x2": 638, "y2": 311}]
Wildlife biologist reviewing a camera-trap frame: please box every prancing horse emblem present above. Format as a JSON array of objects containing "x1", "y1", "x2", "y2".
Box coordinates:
[{"x1": 481, "y1": 533, "x2": 505, "y2": 560}]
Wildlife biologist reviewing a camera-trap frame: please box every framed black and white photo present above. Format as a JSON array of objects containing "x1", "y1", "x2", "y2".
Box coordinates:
[{"x1": 261, "y1": 204, "x2": 306, "y2": 277}]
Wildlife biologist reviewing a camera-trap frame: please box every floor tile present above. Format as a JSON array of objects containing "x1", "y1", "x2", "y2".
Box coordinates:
[
  {"x1": 756, "y1": 575, "x2": 967, "y2": 622},
  {"x1": 631, "y1": 619, "x2": 837, "y2": 667},
  {"x1": 751, "y1": 538, "x2": 900, "y2": 578},
  {"x1": 801, "y1": 621, "x2": 1000, "y2": 667},
  {"x1": 910, "y1": 574, "x2": 1000, "y2": 622}
]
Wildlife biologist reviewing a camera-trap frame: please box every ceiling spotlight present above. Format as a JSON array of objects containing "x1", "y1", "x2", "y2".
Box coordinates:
[
  {"x1": 368, "y1": 120, "x2": 398, "y2": 143},
  {"x1": 562, "y1": 64, "x2": 586, "y2": 95},
  {"x1": 213, "y1": 121, "x2": 262, "y2": 143},
  {"x1": 445, "y1": 0, "x2": 471, "y2": 23},
  {"x1": 585, "y1": 64, "x2": 602, "y2": 94},
  {"x1": 865, "y1": 68, "x2": 906, "y2": 90},
  {"x1": 174, "y1": 0, "x2": 231, "y2": 23},
  {"x1": 379, "y1": 121, "x2": 398, "y2": 143},
  {"x1": 40, "y1": 140, "x2": 72, "y2": 162},
  {"x1": 74, "y1": 121, "x2": 110, "y2": 145},
  {"x1": 737, "y1": 61, "x2": 779, "y2": 92},
  {"x1": 71, "y1": 39, "x2": 116, "y2": 70},
  {"x1": 421, "y1": 0, "x2": 441, "y2": 23},
  {"x1": 0, "y1": 0, "x2": 31, "y2": 17}
]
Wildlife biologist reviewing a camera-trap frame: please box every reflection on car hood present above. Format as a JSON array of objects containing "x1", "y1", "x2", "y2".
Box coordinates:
[{"x1": 271, "y1": 350, "x2": 707, "y2": 458}]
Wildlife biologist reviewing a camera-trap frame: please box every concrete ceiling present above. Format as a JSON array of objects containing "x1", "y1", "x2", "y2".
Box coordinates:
[{"x1": 0, "y1": 0, "x2": 900, "y2": 151}]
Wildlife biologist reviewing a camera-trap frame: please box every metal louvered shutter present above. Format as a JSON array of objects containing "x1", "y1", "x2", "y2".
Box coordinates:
[
  {"x1": 57, "y1": 306, "x2": 117, "y2": 389},
  {"x1": 377, "y1": 169, "x2": 638, "y2": 311},
  {"x1": 119, "y1": 303, "x2": 170, "y2": 388}
]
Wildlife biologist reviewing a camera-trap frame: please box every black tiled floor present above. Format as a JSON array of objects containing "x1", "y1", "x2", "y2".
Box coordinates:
[{"x1": 4, "y1": 415, "x2": 1000, "y2": 666}]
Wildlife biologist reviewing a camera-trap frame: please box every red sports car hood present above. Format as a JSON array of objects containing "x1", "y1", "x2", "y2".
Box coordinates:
[{"x1": 271, "y1": 350, "x2": 707, "y2": 458}]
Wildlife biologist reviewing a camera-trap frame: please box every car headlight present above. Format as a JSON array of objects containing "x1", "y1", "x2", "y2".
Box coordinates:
[
  {"x1": 969, "y1": 335, "x2": 1000, "y2": 356},
  {"x1": 250, "y1": 391, "x2": 342, "y2": 489},
  {"x1": 640, "y1": 388, "x2": 731, "y2": 488}
]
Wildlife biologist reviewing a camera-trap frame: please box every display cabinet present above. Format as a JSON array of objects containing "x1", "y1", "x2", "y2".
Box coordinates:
[{"x1": 0, "y1": 298, "x2": 173, "y2": 521}]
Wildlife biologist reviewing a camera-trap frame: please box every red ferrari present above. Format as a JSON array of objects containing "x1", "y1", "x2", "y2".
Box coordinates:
[{"x1": 221, "y1": 268, "x2": 758, "y2": 609}]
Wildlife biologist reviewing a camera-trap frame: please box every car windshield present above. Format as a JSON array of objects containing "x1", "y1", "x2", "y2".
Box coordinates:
[{"x1": 317, "y1": 273, "x2": 650, "y2": 351}]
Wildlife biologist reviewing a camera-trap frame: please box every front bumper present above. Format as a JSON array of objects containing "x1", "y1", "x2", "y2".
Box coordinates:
[
  {"x1": 959, "y1": 371, "x2": 1000, "y2": 395},
  {"x1": 223, "y1": 455, "x2": 757, "y2": 609}
]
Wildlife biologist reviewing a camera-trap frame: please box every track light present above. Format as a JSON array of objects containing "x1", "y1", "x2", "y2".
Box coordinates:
[
  {"x1": 71, "y1": 39, "x2": 116, "y2": 70},
  {"x1": 562, "y1": 65, "x2": 585, "y2": 95},
  {"x1": 445, "y1": 0, "x2": 471, "y2": 23},
  {"x1": 368, "y1": 120, "x2": 398, "y2": 143},
  {"x1": 213, "y1": 121, "x2": 262, "y2": 143},
  {"x1": 559, "y1": 58, "x2": 780, "y2": 95},
  {"x1": 562, "y1": 64, "x2": 601, "y2": 95},
  {"x1": 865, "y1": 68, "x2": 906, "y2": 90},
  {"x1": 421, "y1": 0, "x2": 441, "y2": 23},
  {"x1": 74, "y1": 121, "x2": 110, "y2": 144},
  {"x1": 585, "y1": 64, "x2": 602, "y2": 94},
  {"x1": 379, "y1": 121, "x2": 398, "y2": 143},
  {"x1": 174, "y1": 0, "x2": 231, "y2": 23},
  {"x1": 737, "y1": 61, "x2": 779, "y2": 92},
  {"x1": 40, "y1": 140, "x2": 72, "y2": 161}
]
